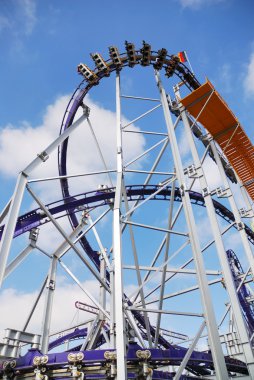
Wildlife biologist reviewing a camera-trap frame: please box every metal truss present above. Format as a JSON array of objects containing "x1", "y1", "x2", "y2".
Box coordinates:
[{"x1": 0, "y1": 42, "x2": 254, "y2": 380}]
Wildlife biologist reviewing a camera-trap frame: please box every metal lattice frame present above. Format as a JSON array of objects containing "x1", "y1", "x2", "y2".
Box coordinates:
[{"x1": 0, "y1": 42, "x2": 254, "y2": 380}]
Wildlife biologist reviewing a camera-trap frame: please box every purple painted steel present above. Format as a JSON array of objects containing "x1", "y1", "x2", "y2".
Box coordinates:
[
  {"x1": 1, "y1": 186, "x2": 254, "y2": 244},
  {"x1": 227, "y1": 249, "x2": 254, "y2": 333},
  {"x1": 1, "y1": 47, "x2": 250, "y2": 377},
  {"x1": 0, "y1": 343, "x2": 248, "y2": 377},
  {"x1": 48, "y1": 327, "x2": 88, "y2": 351},
  {"x1": 0, "y1": 186, "x2": 252, "y2": 365}
]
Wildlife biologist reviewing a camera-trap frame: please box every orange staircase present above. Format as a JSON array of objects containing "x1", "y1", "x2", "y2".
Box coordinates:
[{"x1": 181, "y1": 80, "x2": 254, "y2": 201}]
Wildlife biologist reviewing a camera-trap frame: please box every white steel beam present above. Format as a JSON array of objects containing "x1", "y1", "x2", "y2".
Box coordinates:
[
  {"x1": 0, "y1": 111, "x2": 89, "y2": 288},
  {"x1": 123, "y1": 265, "x2": 221, "y2": 276},
  {"x1": 155, "y1": 71, "x2": 228, "y2": 379},
  {"x1": 41, "y1": 256, "x2": 58, "y2": 353},
  {"x1": 127, "y1": 307, "x2": 204, "y2": 318},
  {"x1": 130, "y1": 240, "x2": 190, "y2": 302},
  {"x1": 210, "y1": 140, "x2": 254, "y2": 277},
  {"x1": 23, "y1": 276, "x2": 48, "y2": 332},
  {"x1": 154, "y1": 180, "x2": 175, "y2": 346},
  {"x1": 0, "y1": 172, "x2": 27, "y2": 287},
  {"x1": 142, "y1": 221, "x2": 234, "y2": 303},
  {"x1": 177, "y1": 86, "x2": 254, "y2": 376},
  {"x1": 122, "y1": 186, "x2": 153, "y2": 347},
  {"x1": 113, "y1": 72, "x2": 127, "y2": 379},
  {"x1": 174, "y1": 321, "x2": 206, "y2": 380},
  {"x1": 122, "y1": 104, "x2": 161, "y2": 129},
  {"x1": 59, "y1": 260, "x2": 109, "y2": 320},
  {"x1": 26, "y1": 185, "x2": 110, "y2": 292}
]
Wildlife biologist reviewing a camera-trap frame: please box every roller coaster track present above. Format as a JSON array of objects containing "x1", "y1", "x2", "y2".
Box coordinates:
[
  {"x1": 1, "y1": 43, "x2": 253, "y2": 377},
  {"x1": 1, "y1": 186, "x2": 254, "y2": 247},
  {"x1": 0, "y1": 186, "x2": 252, "y2": 376}
]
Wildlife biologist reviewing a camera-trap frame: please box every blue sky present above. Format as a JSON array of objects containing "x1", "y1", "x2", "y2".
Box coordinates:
[
  {"x1": 0, "y1": 0, "x2": 254, "y2": 350},
  {"x1": 0, "y1": 0, "x2": 254, "y2": 127},
  {"x1": 0, "y1": 0, "x2": 253, "y2": 204}
]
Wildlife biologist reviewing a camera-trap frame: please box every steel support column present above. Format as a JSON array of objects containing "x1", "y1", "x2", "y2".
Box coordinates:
[
  {"x1": 0, "y1": 112, "x2": 89, "y2": 288},
  {"x1": 174, "y1": 321, "x2": 206, "y2": 380},
  {"x1": 155, "y1": 71, "x2": 229, "y2": 379},
  {"x1": 113, "y1": 71, "x2": 127, "y2": 379},
  {"x1": 177, "y1": 86, "x2": 254, "y2": 377},
  {"x1": 210, "y1": 139, "x2": 254, "y2": 277},
  {"x1": 0, "y1": 172, "x2": 27, "y2": 287},
  {"x1": 41, "y1": 256, "x2": 58, "y2": 354}
]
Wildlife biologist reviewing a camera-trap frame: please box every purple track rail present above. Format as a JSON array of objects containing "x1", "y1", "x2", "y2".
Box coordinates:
[
  {"x1": 0, "y1": 186, "x2": 251, "y2": 376},
  {"x1": 0, "y1": 49, "x2": 250, "y2": 377}
]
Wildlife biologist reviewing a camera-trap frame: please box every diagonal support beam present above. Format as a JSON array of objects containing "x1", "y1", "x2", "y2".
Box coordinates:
[
  {"x1": 156, "y1": 70, "x2": 228, "y2": 378},
  {"x1": 0, "y1": 111, "x2": 89, "y2": 288},
  {"x1": 26, "y1": 185, "x2": 110, "y2": 292},
  {"x1": 174, "y1": 321, "x2": 206, "y2": 380}
]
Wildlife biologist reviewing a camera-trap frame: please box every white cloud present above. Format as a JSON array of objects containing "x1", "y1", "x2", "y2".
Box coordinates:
[
  {"x1": 178, "y1": 127, "x2": 191, "y2": 161},
  {"x1": 202, "y1": 157, "x2": 222, "y2": 190},
  {"x1": 220, "y1": 63, "x2": 232, "y2": 93},
  {"x1": 0, "y1": 0, "x2": 37, "y2": 39},
  {"x1": 21, "y1": 0, "x2": 37, "y2": 36},
  {"x1": 0, "y1": 278, "x2": 100, "y2": 342},
  {"x1": 244, "y1": 52, "x2": 254, "y2": 96},
  {"x1": 0, "y1": 93, "x2": 145, "y2": 204},
  {"x1": 0, "y1": 15, "x2": 12, "y2": 33},
  {"x1": 196, "y1": 213, "x2": 213, "y2": 245},
  {"x1": 178, "y1": 0, "x2": 224, "y2": 9},
  {"x1": 0, "y1": 93, "x2": 146, "y2": 270}
]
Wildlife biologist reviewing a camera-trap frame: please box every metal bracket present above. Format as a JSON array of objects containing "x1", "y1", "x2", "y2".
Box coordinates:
[
  {"x1": 29, "y1": 228, "x2": 39, "y2": 247},
  {"x1": 179, "y1": 184, "x2": 186, "y2": 196},
  {"x1": 202, "y1": 187, "x2": 210, "y2": 197},
  {"x1": 201, "y1": 132, "x2": 213, "y2": 143},
  {"x1": 47, "y1": 279, "x2": 55, "y2": 290},
  {"x1": 0, "y1": 329, "x2": 41, "y2": 358},
  {"x1": 37, "y1": 151, "x2": 49, "y2": 162},
  {"x1": 239, "y1": 208, "x2": 254, "y2": 218},
  {"x1": 81, "y1": 103, "x2": 90, "y2": 117},
  {"x1": 220, "y1": 332, "x2": 243, "y2": 357},
  {"x1": 212, "y1": 186, "x2": 230, "y2": 198},
  {"x1": 236, "y1": 222, "x2": 245, "y2": 231},
  {"x1": 183, "y1": 164, "x2": 200, "y2": 178}
]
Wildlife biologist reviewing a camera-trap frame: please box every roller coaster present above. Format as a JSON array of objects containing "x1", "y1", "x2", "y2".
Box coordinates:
[{"x1": 0, "y1": 42, "x2": 254, "y2": 379}]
